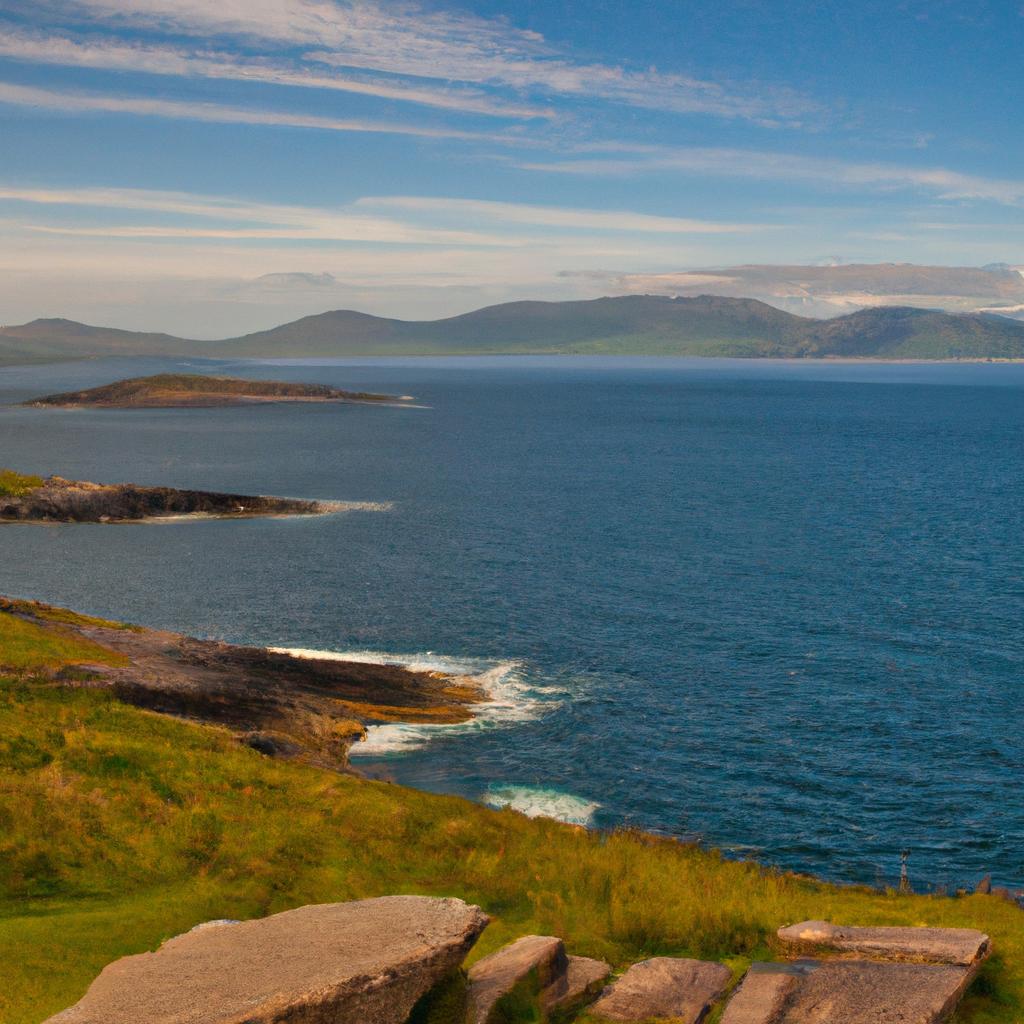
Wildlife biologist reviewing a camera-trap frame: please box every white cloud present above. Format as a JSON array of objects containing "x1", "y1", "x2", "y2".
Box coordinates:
[
  {"x1": 0, "y1": 27, "x2": 553, "y2": 119},
  {"x1": 517, "y1": 146, "x2": 1024, "y2": 206},
  {"x1": 13, "y1": 0, "x2": 821, "y2": 125},
  {"x1": 0, "y1": 80, "x2": 505, "y2": 140},
  {"x1": 355, "y1": 196, "x2": 767, "y2": 234}
]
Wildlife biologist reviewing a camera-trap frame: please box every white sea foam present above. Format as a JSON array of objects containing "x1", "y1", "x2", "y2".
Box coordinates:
[
  {"x1": 267, "y1": 647, "x2": 561, "y2": 756},
  {"x1": 483, "y1": 785, "x2": 600, "y2": 826}
]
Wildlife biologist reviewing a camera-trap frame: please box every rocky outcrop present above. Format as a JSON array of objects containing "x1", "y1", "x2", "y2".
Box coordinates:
[
  {"x1": 776, "y1": 920, "x2": 990, "y2": 965},
  {"x1": 1, "y1": 597, "x2": 484, "y2": 770},
  {"x1": 44, "y1": 896, "x2": 489, "y2": 1024},
  {"x1": 588, "y1": 957, "x2": 731, "y2": 1022},
  {"x1": 0, "y1": 475, "x2": 353, "y2": 523},
  {"x1": 540, "y1": 955, "x2": 611, "y2": 1016}
]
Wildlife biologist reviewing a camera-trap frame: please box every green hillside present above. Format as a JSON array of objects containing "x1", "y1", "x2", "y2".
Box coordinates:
[{"x1": 4, "y1": 296, "x2": 1024, "y2": 364}]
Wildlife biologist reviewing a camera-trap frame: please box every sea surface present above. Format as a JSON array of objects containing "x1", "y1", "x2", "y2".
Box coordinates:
[{"x1": 1, "y1": 355, "x2": 1022, "y2": 891}]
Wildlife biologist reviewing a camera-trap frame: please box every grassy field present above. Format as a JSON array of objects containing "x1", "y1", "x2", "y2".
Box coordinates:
[{"x1": 1, "y1": 608, "x2": 1021, "y2": 1023}]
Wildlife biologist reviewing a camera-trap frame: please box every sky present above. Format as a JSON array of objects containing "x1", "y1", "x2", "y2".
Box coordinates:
[{"x1": 0, "y1": 0, "x2": 1022, "y2": 336}]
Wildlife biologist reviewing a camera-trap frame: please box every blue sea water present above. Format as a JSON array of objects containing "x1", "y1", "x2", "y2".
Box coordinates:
[{"x1": 1, "y1": 355, "x2": 1022, "y2": 891}]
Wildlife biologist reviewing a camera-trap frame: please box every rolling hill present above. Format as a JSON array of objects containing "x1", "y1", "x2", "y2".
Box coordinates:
[{"x1": 4, "y1": 295, "x2": 1024, "y2": 364}]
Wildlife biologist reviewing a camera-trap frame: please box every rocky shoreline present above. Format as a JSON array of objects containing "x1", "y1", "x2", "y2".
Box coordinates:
[
  {"x1": 0, "y1": 597, "x2": 484, "y2": 769},
  {"x1": 0, "y1": 474, "x2": 360, "y2": 523}
]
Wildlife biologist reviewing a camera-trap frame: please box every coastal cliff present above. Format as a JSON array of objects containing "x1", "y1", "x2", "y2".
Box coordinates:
[{"x1": 1, "y1": 596, "x2": 1023, "y2": 1024}]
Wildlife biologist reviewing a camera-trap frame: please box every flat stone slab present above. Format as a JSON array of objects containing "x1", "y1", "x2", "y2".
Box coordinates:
[
  {"x1": 776, "y1": 960, "x2": 975, "y2": 1024},
  {"x1": 777, "y1": 921, "x2": 990, "y2": 965},
  {"x1": 46, "y1": 896, "x2": 489, "y2": 1024},
  {"x1": 540, "y1": 955, "x2": 611, "y2": 1015},
  {"x1": 720, "y1": 966, "x2": 799, "y2": 1024},
  {"x1": 589, "y1": 957, "x2": 731, "y2": 1022},
  {"x1": 466, "y1": 935, "x2": 567, "y2": 1024}
]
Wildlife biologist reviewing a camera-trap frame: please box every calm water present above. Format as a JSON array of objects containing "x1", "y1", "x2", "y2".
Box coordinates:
[{"x1": 1, "y1": 355, "x2": 1022, "y2": 891}]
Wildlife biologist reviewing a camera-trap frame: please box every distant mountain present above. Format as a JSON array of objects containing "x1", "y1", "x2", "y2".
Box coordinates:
[
  {"x1": 4, "y1": 295, "x2": 1024, "y2": 364},
  {"x1": 607, "y1": 262, "x2": 1024, "y2": 318}
]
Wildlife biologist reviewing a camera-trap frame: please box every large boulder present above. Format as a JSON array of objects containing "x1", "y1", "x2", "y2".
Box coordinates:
[
  {"x1": 777, "y1": 921, "x2": 990, "y2": 966},
  {"x1": 589, "y1": 957, "x2": 731, "y2": 1022},
  {"x1": 720, "y1": 965, "x2": 800, "y2": 1024},
  {"x1": 45, "y1": 896, "x2": 489, "y2": 1024},
  {"x1": 540, "y1": 955, "x2": 611, "y2": 1016}
]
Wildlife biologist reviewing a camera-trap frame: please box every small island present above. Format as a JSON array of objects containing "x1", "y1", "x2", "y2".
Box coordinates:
[
  {"x1": 0, "y1": 467, "x2": 375, "y2": 523},
  {"x1": 24, "y1": 373, "x2": 414, "y2": 408}
]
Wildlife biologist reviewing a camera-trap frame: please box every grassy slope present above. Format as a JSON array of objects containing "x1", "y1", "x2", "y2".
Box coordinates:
[{"x1": 1, "y1": 614, "x2": 1022, "y2": 1023}]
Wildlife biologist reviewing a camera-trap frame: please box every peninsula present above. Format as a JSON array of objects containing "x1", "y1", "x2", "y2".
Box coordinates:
[
  {"x1": 0, "y1": 468, "x2": 364, "y2": 523},
  {"x1": 25, "y1": 373, "x2": 412, "y2": 408}
]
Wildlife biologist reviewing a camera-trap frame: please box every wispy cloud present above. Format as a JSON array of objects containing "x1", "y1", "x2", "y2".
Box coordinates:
[
  {"x1": 0, "y1": 183, "x2": 764, "y2": 246},
  {"x1": 0, "y1": 80, "x2": 503, "y2": 140},
  {"x1": 517, "y1": 146, "x2": 1024, "y2": 206},
  {"x1": 0, "y1": 27, "x2": 553, "y2": 119},
  {"x1": 12, "y1": 0, "x2": 822, "y2": 125},
  {"x1": 355, "y1": 196, "x2": 767, "y2": 234}
]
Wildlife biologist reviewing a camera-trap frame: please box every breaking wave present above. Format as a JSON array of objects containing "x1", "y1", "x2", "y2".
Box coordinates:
[
  {"x1": 267, "y1": 647, "x2": 562, "y2": 756},
  {"x1": 483, "y1": 785, "x2": 600, "y2": 826}
]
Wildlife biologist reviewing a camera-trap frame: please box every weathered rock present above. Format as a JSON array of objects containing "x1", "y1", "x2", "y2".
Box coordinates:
[
  {"x1": 589, "y1": 957, "x2": 731, "y2": 1022},
  {"x1": 975, "y1": 874, "x2": 992, "y2": 895},
  {"x1": 45, "y1": 896, "x2": 489, "y2": 1024},
  {"x1": 720, "y1": 965, "x2": 800, "y2": 1024},
  {"x1": 540, "y1": 955, "x2": 611, "y2": 1016},
  {"x1": 775, "y1": 960, "x2": 975, "y2": 1024},
  {"x1": 466, "y1": 935, "x2": 567, "y2": 1024},
  {"x1": 777, "y1": 920, "x2": 990, "y2": 965}
]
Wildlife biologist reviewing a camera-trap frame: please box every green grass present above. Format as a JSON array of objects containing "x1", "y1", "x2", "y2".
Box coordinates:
[
  {"x1": 2, "y1": 678, "x2": 1022, "y2": 1023},
  {"x1": 0, "y1": 469, "x2": 43, "y2": 498},
  {"x1": 0, "y1": 614, "x2": 127, "y2": 672}
]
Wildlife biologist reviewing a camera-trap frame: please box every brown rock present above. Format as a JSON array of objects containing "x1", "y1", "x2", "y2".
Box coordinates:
[
  {"x1": 540, "y1": 955, "x2": 611, "y2": 1016},
  {"x1": 776, "y1": 960, "x2": 976, "y2": 1024},
  {"x1": 466, "y1": 935, "x2": 567, "y2": 1024},
  {"x1": 975, "y1": 874, "x2": 992, "y2": 895},
  {"x1": 589, "y1": 957, "x2": 731, "y2": 1022},
  {"x1": 45, "y1": 896, "x2": 488, "y2": 1024},
  {"x1": 720, "y1": 966, "x2": 799, "y2": 1024},
  {"x1": 777, "y1": 921, "x2": 989, "y2": 965}
]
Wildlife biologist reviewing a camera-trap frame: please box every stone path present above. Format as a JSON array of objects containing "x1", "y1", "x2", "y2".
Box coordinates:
[{"x1": 44, "y1": 904, "x2": 994, "y2": 1024}]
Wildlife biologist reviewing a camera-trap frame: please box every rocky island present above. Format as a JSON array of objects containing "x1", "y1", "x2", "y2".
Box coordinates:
[
  {"x1": 25, "y1": 373, "x2": 413, "y2": 408},
  {"x1": 0, "y1": 468, "x2": 372, "y2": 523}
]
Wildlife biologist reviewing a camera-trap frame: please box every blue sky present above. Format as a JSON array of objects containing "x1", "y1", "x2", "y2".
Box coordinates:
[{"x1": 0, "y1": 0, "x2": 1021, "y2": 335}]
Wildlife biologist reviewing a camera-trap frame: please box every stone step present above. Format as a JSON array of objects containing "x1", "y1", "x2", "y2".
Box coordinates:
[
  {"x1": 719, "y1": 964, "x2": 802, "y2": 1024},
  {"x1": 465, "y1": 934, "x2": 567, "y2": 1024},
  {"x1": 777, "y1": 921, "x2": 990, "y2": 966},
  {"x1": 44, "y1": 896, "x2": 489, "y2": 1024},
  {"x1": 540, "y1": 954, "x2": 611, "y2": 1017},
  {"x1": 776, "y1": 960, "x2": 976, "y2": 1024},
  {"x1": 588, "y1": 957, "x2": 731, "y2": 1022}
]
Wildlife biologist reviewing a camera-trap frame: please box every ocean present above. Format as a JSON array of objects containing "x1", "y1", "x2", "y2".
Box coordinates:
[{"x1": 2, "y1": 354, "x2": 1022, "y2": 891}]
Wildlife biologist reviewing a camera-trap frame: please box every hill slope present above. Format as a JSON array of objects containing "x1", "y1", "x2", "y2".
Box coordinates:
[
  {"x1": 4, "y1": 296, "x2": 1024, "y2": 363},
  {"x1": 2, "y1": 598, "x2": 1022, "y2": 1023}
]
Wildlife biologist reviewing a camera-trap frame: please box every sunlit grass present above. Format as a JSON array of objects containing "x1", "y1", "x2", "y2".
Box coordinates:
[
  {"x1": 1, "y1": 676, "x2": 1021, "y2": 1023},
  {"x1": 0, "y1": 614, "x2": 127, "y2": 672},
  {"x1": 0, "y1": 468, "x2": 43, "y2": 498}
]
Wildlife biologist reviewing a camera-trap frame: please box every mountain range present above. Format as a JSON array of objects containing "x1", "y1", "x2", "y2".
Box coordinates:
[{"x1": 3, "y1": 294, "x2": 1024, "y2": 365}]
